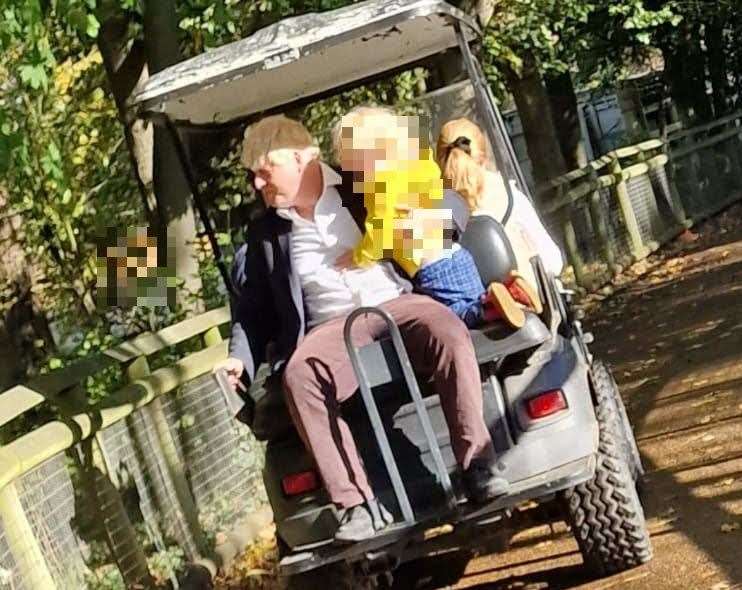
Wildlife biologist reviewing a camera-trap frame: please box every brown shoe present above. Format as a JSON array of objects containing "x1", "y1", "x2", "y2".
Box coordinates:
[
  {"x1": 484, "y1": 282, "x2": 526, "y2": 329},
  {"x1": 506, "y1": 271, "x2": 543, "y2": 315}
]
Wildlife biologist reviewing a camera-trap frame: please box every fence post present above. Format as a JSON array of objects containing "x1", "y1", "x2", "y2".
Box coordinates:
[
  {"x1": 126, "y1": 356, "x2": 211, "y2": 561},
  {"x1": 77, "y1": 437, "x2": 155, "y2": 589},
  {"x1": 609, "y1": 156, "x2": 648, "y2": 260},
  {"x1": 0, "y1": 481, "x2": 56, "y2": 590},
  {"x1": 560, "y1": 204, "x2": 588, "y2": 288},
  {"x1": 587, "y1": 171, "x2": 618, "y2": 274},
  {"x1": 203, "y1": 326, "x2": 223, "y2": 348},
  {"x1": 659, "y1": 143, "x2": 691, "y2": 228}
]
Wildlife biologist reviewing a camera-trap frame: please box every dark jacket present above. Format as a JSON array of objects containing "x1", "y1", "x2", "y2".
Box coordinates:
[{"x1": 228, "y1": 169, "x2": 366, "y2": 419}]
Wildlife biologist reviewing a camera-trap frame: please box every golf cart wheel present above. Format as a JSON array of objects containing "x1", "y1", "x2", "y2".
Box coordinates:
[
  {"x1": 283, "y1": 562, "x2": 378, "y2": 590},
  {"x1": 563, "y1": 361, "x2": 652, "y2": 576},
  {"x1": 590, "y1": 360, "x2": 645, "y2": 485}
]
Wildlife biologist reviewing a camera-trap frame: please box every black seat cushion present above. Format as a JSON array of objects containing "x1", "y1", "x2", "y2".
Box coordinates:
[{"x1": 459, "y1": 214, "x2": 516, "y2": 285}]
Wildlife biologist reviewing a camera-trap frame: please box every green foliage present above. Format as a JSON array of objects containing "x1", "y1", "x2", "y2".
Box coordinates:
[
  {"x1": 0, "y1": 0, "x2": 184, "y2": 389},
  {"x1": 147, "y1": 545, "x2": 185, "y2": 586},
  {"x1": 471, "y1": 0, "x2": 679, "y2": 92},
  {"x1": 1, "y1": 2, "x2": 144, "y2": 359},
  {"x1": 84, "y1": 565, "x2": 125, "y2": 590}
]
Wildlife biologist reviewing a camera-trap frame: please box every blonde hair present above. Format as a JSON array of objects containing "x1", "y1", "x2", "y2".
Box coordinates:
[
  {"x1": 332, "y1": 105, "x2": 422, "y2": 163},
  {"x1": 241, "y1": 115, "x2": 318, "y2": 170},
  {"x1": 436, "y1": 118, "x2": 488, "y2": 211}
]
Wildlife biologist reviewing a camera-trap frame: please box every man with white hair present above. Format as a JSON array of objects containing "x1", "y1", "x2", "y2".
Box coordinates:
[{"x1": 220, "y1": 112, "x2": 507, "y2": 543}]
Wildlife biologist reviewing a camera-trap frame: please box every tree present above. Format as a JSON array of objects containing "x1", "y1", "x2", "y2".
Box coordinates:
[
  {"x1": 470, "y1": 0, "x2": 681, "y2": 189},
  {"x1": 142, "y1": 0, "x2": 205, "y2": 313},
  {"x1": 0, "y1": 0, "x2": 145, "y2": 375}
]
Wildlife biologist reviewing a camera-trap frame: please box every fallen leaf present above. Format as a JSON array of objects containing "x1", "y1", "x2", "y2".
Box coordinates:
[
  {"x1": 245, "y1": 568, "x2": 272, "y2": 576},
  {"x1": 699, "y1": 416, "x2": 712, "y2": 425},
  {"x1": 691, "y1": 397, "x2": 715, "y2": 407},
  {"x1": 720, "y1": 523, "x2": 740, "y2": 533},
  {"x1": 717, "y1": 478, "x2": 735, "y2": 487}
]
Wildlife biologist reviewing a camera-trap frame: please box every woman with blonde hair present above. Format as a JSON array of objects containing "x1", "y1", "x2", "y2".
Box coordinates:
[{"x1": 436, "y1": 118, "x2": 563, "y2": 301}]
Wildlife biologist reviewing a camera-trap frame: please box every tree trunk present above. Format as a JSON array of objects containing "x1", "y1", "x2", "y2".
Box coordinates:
[
  {"x1": 663, "y1": 22, "x2": 713, "y2": 124},
  {"x1": 545, "y1": 71, "x2": 588, "y2": 171},
  {"x1": 143, "y1": 0, "x2": 204, "y2": 313},
  {"x1": 97, "y1": 12, "x2": 157, "y2": 224},
  {"x1": 705, "y1": 16, "x2": 729, "y2": 118},
  {"x1": 0, "y1": 194, "x2": 54, "y2": 388},
  {"x1": 505, "y1": 53, "x2": 568, "y2": 200}
]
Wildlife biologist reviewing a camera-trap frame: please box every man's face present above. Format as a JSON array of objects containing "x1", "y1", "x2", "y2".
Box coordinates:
[{"x1": 250, "y1": 149, "x2": 304, "y2": 209}]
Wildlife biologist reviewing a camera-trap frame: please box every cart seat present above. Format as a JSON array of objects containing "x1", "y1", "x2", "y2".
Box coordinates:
[
  {"x1": 469, "y1": 312, "x2": 550, "y2": 364},
  {"x1": 459, "y1": 203, "x2": 550, "y2": 363}
]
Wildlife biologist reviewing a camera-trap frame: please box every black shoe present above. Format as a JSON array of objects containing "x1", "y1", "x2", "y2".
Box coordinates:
[
  {"x1": 463, "y1": 459, "x2": 509, "y2": 504},
  {"x1": 334, "y1": 501, "x2": 393, "y2": 543}
]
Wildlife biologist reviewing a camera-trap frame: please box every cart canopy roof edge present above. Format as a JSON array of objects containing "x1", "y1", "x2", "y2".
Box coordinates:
[{"x1": 126, "y1": 0, "x2": 479, "y2": 125}]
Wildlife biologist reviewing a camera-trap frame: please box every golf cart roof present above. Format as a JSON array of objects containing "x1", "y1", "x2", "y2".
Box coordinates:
[{"x1": 128, "y1": 0, "x2": 479, "y2": 125}]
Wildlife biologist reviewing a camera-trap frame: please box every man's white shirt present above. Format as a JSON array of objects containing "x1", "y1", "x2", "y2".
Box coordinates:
[{"x1": 276, "y1": 163, "x2": 412, "y2": 328}]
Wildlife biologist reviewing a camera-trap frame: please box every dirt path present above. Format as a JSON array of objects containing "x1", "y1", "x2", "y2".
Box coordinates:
[{"x1": 454, "y1": 204, "x2": 742, "y2": 590}]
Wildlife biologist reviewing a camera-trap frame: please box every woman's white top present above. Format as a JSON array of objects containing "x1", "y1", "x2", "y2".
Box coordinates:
[{"x1": 472, "y1": 170, "x2": 563, "y2": 286}]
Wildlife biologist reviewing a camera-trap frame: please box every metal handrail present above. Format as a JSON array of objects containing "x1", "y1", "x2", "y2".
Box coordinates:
[{"x1": 343, "y1": 306, "x2": 457, "y2": 525}]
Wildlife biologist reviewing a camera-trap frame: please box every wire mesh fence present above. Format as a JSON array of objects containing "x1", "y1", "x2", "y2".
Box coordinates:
[
  {"x1": 162, "y1": 373, "x2": 266, "y2": 539},
  {"x1": 0, "y1": 524, "x2": 23, "y2": 590},
  {"x1": 0, "y1": 369, "x2": 268, "y2": 590},
  {"x1": 669, "y1": 118, "x2": 742, "y2": 221}
]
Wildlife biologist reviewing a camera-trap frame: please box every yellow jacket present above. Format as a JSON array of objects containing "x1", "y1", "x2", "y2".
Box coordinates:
[{"x1": 352, "y1": 151, "x2": 444, "y2": 277}]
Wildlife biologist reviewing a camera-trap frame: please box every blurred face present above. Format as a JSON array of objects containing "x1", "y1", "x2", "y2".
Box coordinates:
[
  {"x1": 339, "y1": 114, "x2": 423, "y2": 179},
  {"x1": 249, "y1": 149, "x2": 305, "y2": 209},
  {"x1": 339, "y1": 143, "x2": 386, "y2": 179}
]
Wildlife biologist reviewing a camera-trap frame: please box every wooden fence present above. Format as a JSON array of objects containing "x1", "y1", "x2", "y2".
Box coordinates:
[
  {"x1": 539, "y1": 112, "x2": 742, "y2": 289},
  {"x1": 0, "y1": 306, "x2": 268, "y2": 589}
]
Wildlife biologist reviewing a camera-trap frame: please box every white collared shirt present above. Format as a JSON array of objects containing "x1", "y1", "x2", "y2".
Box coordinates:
[{"x1": 277, "y1": 163, "x2": 412, "y2": 328}]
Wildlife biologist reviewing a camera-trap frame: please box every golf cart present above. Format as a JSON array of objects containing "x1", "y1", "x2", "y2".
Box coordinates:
[{"x1": 128, "y1": 1, "x2": 652, "y2": 587}]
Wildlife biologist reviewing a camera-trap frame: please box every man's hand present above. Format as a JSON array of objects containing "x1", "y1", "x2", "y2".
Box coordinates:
[
  {"x1": 214, "y1": 357, "x2": 246, "y2": 392},
  {"x1": 334, "y1": 249, "x2": 356, "y2": 270}
]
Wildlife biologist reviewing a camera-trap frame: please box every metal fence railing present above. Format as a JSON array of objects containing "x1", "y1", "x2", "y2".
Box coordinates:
[{"x1": 0, "y1": 308, "x2": 268, "y2": 590}]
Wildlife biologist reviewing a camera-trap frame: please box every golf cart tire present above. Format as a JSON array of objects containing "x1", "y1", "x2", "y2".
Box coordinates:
[
  {"x1": 563, "y1": 360, "x2": 652, "y2": 577},
  {"x1": 590, "y1": 360, "x2": 645, "y2": 485},
  {"x1": 283, "y1": 561, "x2": 378, "y2": 590}
]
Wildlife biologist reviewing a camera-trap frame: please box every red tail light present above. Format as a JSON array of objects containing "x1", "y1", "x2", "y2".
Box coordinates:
[
  {"x1": 282, "y1": 470, "x2": 320, "y2": 496},
  {"x1": 526, "y1": 389, "x2": 567, "y2": 419}
]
